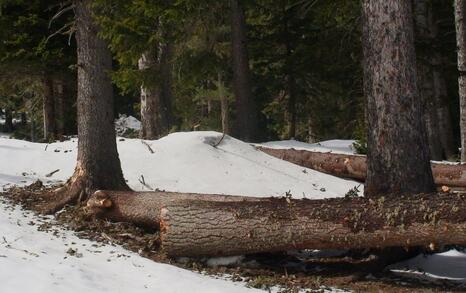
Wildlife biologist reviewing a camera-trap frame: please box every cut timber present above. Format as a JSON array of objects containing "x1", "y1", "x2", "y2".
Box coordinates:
[
  {"x1": 160, "y1": 193, "x2": 466, "y2": 257},
  {"x1": 86, "y1": 190, "x2": 263, "y2": 229},
  {"x1": 256, "y1": 146, "x2": 466, "y2": 188}
]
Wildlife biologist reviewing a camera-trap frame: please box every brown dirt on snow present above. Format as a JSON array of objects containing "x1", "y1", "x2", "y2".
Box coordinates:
[{"x1": 2, "y1": 181, "x2": 466, "y2": 293}]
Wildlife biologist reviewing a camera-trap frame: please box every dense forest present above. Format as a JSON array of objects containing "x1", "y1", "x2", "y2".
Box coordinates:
[
  {"x1": 0, "y1": 0, "x2": 463, "y2": 158},
  {"x1": 1, "y1": 0, "x2": 466, "y2": 292}
]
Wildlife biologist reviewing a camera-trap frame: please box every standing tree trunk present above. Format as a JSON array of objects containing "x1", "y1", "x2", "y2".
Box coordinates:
[
  {"x1": 218, "y1": 73, "x2": 230, "y2": 134},
  {"x1": 139, "y1": 41, "x2": 173, "y2": 140},
  {"x1": 433, "y1": 60, "x2": 457, "y2": 160},
  {"x1": 4, "y1": 108, "x2": 13, "y2": 132},
  {"x1": 231, "y1": 0, "x2": 258, "y2": 142},
  {"x1": 362, "y1": 0, "x2": 435, "y2": 196},
  {"x1": 414, "y1": 0, "x2": 443, "y2": 160},
  {"x1": 455, "y1": 0, "x2": 466, "y2": 162},
  {"x1": 43, "y1": 77, "x2": 56, "y2": 141},
  {"x1": 54, "y1": 78, "x2": 66, "y2": 138},
  {"x1": 41, "y1": 0, "x2": 129, "y2": 214}
]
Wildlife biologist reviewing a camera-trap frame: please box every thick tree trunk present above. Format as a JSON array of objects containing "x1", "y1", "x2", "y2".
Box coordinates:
[
  {"x1": 41, "y1": 0, "x2": 129, "y2": 214},
  {"x1": 139, "y1": 42, "x2": 173, "y2": 140},
  {"x1": 54, "y1": 78, "x2": 66, "y2": 137},
  {"x1": 87, "y1": 190, "x2": 262, "y2": 229},
  {"x1": 231, "y1": 0, "x2": 258, "y2": 142},
  {"x1": 455, "y1": 0, "x2": 466, "y2": 162},
  {"x1": 433, "y1": 64, "x2": 457, "y2": 160},
  {"x1": 159, "y1": 193, "x2": 466, "y2": 257},
  {"x1": 43, "y1": 77, "x2": 56, "y2": 141},
  {"x1": 414, "y1": 0, "x2": 443, "y2": 160},
  {"x1": 256, "y1": 146, "x2": 466, "y2": 188},
  {"x1": 361, "y1": 0, "x2": 435, "y2": 196}
]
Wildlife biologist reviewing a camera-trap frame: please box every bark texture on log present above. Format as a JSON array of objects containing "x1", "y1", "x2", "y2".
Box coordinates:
[
  {"x1": 257, "y1": 146, "x2": 466, "y2": 188},
  {"x1": 87, "y1": 190, "x2": 263, "y2": 229},
  {"x1": 361, "y1": 0, "x2": 435, "y2": 196},
  {"x1": 160, "y1": 193, "x2": 466, "y2": 257},
  {"x1": 455, "y1": 0, "x2": 466, "y2": 162}
]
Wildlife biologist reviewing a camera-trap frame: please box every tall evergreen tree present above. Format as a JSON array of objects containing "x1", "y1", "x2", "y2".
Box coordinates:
[
  {"x1": 45, "y1": 0, "x2": 129, "y2": 213},
  {"x1": 362, "y1": 0, "x2": 435, "y2": 196},
  {"x1": 230, "y1": 0, "x2": 258, "y2": 141}
]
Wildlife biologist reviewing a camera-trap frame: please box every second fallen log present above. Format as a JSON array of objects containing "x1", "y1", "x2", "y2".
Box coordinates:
[{"x1": 256, "y1": 146, "x2": 466, "y2": 187}]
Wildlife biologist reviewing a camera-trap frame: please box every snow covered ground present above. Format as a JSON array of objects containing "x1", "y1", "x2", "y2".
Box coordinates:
[
  {"x1": 0, "y1": 200, "x2": 270, "y2": 293},
  {"x1": 0, "y1": 131, "x2": 465, "y2": 291},
  {"x1": 0, "y1": 131, "x2": 361, "y2": 198}
]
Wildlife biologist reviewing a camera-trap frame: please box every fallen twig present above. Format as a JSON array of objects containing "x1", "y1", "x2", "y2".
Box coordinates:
[
  {"x1": 138, "y1": 175, "x2": 153, "y2": 190},
  {"x1": 45, "y1": 169, "x2": 60, "y2": 177},
  {"x1": 141, "y1": 140, "x2": 155, "y2": 154}
]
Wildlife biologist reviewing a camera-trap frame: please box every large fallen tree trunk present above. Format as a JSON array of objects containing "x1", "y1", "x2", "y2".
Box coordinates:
[
  {"x1": 86, "y1": 190, "x2": 263, "y2": 229},
  {"x1": 160, "y1": 193, "x2": 466, "y2": 257},
  {"x1": 256, "y1": 146, "x2": 466, "y2": 188}
]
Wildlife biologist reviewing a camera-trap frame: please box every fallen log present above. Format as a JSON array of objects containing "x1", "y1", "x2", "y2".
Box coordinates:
[
  {"x1": 160, "y1": 193, "x2": 466, "y2": 257},
  {"x1": 256, "y1": 146, "x2": 466, "y2": 187},
  {"x1": 86, "y1": 190, "x2": 263, "y2": 229}
]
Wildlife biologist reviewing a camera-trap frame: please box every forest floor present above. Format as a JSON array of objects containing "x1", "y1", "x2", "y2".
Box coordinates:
[{"x1": 1, "y1": 129, "x2": 466, "y2": 292}]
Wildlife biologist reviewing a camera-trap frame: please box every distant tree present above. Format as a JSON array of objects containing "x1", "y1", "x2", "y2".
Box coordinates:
[
  {"x1": 44, "y1": 0, "x2": 129, "y2": 213},
  {"x1": 362, "y1": 0, "x2": 435, "y2": 196},
  {"x1": 230, "y1": 0, "x2": 258, "y2": 141},
  {"x1": 455, "y1": 0, "x2": 466, "y2": 162}
]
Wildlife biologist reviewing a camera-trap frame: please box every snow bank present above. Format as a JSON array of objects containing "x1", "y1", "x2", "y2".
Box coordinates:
[
  {"x1": 257, "y1": 139, "x2": 356, "y2": 155},
  {"x1": 0, "y1": 131, "x2": 362, "y2": 198}
]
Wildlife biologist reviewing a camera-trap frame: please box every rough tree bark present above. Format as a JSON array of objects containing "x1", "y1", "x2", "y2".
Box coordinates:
[
  {"x1": 139, "y1": 41, "x2": 173, "y2": 140},
  {"x1": 86, "y1": 190, "x2": 466, "y2": 257},
  {"x1": 54, "y1": 78, "x2": 66, "y2": 138},
  {"x1": 42, "y1": 77, "x2": 56, "y2": 141},
  {"x1": 362, "y1": 0, "x2": 435, "y2": 196},
  {"x1": 41, "y1": 0, "x2": 129, "y2": 214},
  {"x1": 455, "y1": 0, "x2": 466, "y2": 162},
  {"x1": 257, "y1": 146, "x2": 466, "y2": 188},
  {"x1": 433, "y1": 62, "x2": 457, "y2": 160},
  {"x1": 414, "y1": 0, "x2": 443, "y2": 160},
  {"x1": 87, "y1": 190, "x2": 262, "y2": 229},
  {"x1": 159, "y1": 193, "x2": 466, "y2": 257},
  {"x1": 231, "y1": 0, "x2": 258, "y2": 142}
]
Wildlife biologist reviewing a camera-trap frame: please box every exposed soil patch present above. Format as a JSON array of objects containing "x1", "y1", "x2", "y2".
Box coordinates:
[{"x1": 2, "y1": 182, "x2": 466, "y2": 292}]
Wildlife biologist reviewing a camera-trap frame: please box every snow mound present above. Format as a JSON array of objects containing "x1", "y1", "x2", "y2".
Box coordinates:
[
  {"x1": 0, "y1": 131, "x2": 362, "y2": 198},
  {"x1": 115, "y1": 114, "x2": 141, "y2": 136},
  {"x1": 257, "y1": 139, "x2": 356, "y2": 155}
]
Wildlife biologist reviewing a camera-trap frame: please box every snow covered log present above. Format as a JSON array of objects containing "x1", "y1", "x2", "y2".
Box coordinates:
[
  {"x1": 86, "y1": 190, "x2": 262, "y2": 229},
  {"x1": 160, "y1": 193, "x2": 466, "y2": 257},
  {"x1": 256, "y1": 146, "x2": 466, "y2": 188}
]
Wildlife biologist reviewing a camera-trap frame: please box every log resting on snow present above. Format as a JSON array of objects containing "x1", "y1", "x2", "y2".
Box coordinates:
[
  {"x1": 86, "y1": 190, "x2": 263, "y2": 229},
  {"x1": 256, "y1": 146, "x2": 466, "y2": 188},
  {"x1": 160, "y1": 193, "x2": 466, "y2": 257}
]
